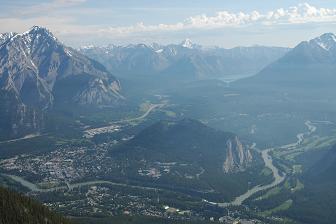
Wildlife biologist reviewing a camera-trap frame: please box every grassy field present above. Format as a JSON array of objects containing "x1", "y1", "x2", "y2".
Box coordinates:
[
  {"x1": 259, "y1": 199, "x2": 293, "y2": 217},
  {"x1": 255, "y1": 187, "x2": 281, "y2": 201}
]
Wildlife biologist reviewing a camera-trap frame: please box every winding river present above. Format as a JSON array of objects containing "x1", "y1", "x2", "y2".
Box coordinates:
[
  {"x1": 214, "y1": 120, "x2": 317, "y2": 207},
  {"x1": 217, "y1": 148, "x2": 285, "y2": 207},
  {"x1": 1, "y1": 104, "x2": 167, "y2": 193},
  {"x1": 2, "y1": 121, "x2": 318, "y2": 208},
  {"x1": 2, "y1": 174, "x2": 159, "y2": 192}
]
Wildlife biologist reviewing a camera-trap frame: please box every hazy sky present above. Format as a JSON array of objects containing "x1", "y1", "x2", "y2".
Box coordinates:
[{"x1": 2, "y1": 0, "x2": 336, "y2": 48}]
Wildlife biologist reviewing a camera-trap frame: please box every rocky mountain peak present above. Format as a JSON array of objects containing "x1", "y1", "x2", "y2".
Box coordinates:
[
  {"x1": 309, "y1": 32, "x2": 336, "y2": 51},
  {"x1": 181, "y1": 38, "x2": 194, "y2": 49},
  {"x1": 28, "y1": 25, "x2": 49, "y2": 32},
  {"x1": 0, "y1": 26, "x2": 62, "y2": 65},
  {"x1": 0, "y1": 26, "x2": 123, "y2": 138},
  {"x1": 317, "y1": 33, "x2": 336, "y2": 42},
  {"x1": 11, "y1": 25, "x2": 56, "y2": 43}
]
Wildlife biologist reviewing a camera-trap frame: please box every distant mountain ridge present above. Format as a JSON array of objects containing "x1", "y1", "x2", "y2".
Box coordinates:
[
  {"x1": 250, "y1": 33, "x2": 336, "y2": 85},
  {"x1": 0, "y1": 26, "x2": 123, "y2": 139},
  {"x1": 80, "y1": 40, "x2": 290, "y2": 80}
]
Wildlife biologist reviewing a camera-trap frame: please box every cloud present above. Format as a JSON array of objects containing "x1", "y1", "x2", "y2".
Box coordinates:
[
  {"x1": 1, "y1": 2, "x2": 336, "y2": 47},
  {"x1": 56, "y1": 0, "x2": 86, "y2": 3},
  {"x1": 100, "y1": 3, "x2": 336, "y2": 35},
  {"x1": 13, "y1": 0, "x2": 87, "y2": 17}
]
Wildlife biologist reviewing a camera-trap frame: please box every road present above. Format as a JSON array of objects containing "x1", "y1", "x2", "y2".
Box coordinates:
[
  {"x1": 0, "y1": 134, "x2": 41, "y2": 144},
  {"x1": 118, "y1": 103, "x2": 165, "y2": 123},
  {"x1": 84, "y1": 103, "x2": 165, "y2": 136}
]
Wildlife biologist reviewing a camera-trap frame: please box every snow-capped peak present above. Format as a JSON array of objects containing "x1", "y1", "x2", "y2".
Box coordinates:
[
  {"x1": 0, "y1": 32, "x2": 16, "y2": 39},
  {"x1": 1, "y1": 26, "x2": 62, "y2": 55},
  {"x1": 181, "y1": 38, "x2": 194, "y2": 49},
  {"x1": 311, "y1": 33, "x2": 336, "y2": 51},
  {"x1": 0, "y1": 32, "x2": 17, "y2": 45},
  {"x1": 18, "y1": 25, "x2": 57, "y2": 42},
  {"x1": 80, "y1": 44, "x2": 95, "y2": 50},
  {"x1": 29, "y1": 25, "x2": 48, "y2": 32}
]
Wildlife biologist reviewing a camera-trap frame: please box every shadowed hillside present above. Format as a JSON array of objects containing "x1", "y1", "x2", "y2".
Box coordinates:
[{"x1": 0, "y1": 186, "x2": 71, "y2": 224}]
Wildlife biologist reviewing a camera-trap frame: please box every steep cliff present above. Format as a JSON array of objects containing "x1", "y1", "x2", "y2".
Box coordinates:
[{"x1": 224, "y1": 136, "x2": 253, "y2": 173}]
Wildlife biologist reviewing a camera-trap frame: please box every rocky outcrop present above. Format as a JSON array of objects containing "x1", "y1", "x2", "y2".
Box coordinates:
[
  {"x1": 223, "y1": 136, "x2": 253, "y2": 173},
  {"x1": 74, "y1": 78, "x2": 123, "y2": 105}
]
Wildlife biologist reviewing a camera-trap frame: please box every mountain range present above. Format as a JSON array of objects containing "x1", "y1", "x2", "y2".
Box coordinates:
[
  {"x1": 80, "y1": 40, "x2": 290, "y2": 81},
  {"x1": 2, "y1": 25, "x2": 336, "y2": 224},
  {"x1": 0, "y1": 26, "x2": 123, "y2": 139},
  {"x1": 1, "y1": 26, "x2": 336, "y2": 141},
  {"x1": 246, "y1": 33, "x2": 336, "y2": 86}
]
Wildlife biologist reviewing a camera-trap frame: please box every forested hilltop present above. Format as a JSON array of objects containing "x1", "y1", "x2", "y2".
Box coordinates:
[{"x1": 0, "y1": 186, "x2": 71, "y2": 224}]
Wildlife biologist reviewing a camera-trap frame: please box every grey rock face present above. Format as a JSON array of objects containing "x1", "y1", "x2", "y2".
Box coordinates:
[
  {"x1": 223, "y1": 136, "x2": 253, "y2": 173},
  {"x1": 0, "y1": 32, "x2": 17, "y2": 45},
  {"x1": 0, "y1": 26, "x2": 123, "y2": 138}
]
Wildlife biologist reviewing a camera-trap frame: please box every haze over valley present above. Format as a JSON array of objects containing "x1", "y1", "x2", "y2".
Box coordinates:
[{"x1": 1, "y1": 1, "x2": 336, "y2": 224}]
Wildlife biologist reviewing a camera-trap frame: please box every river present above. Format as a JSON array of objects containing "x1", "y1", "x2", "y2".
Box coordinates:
[
  {"x1": 2, "y1": 120, "x2": 317, "y2": 208},
  {"x1": 213, "y1": 120, "x2": 317, "y2": 207},
  {"x1": 217, "y1": 148, "x2": 285, "y2": 207},
  {"x1": 2, "y1": 174, "x2": 159, "y2": 192}
]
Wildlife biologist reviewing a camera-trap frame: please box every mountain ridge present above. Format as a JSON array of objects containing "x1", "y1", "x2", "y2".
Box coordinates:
[
  {"x1": 106, "y1": 118, "x2": 262, "y2": 201},
  {"x1": 80, "y1": 41, "x2": 290, "y2": 80},
  {"x1": 248, "y1": 32, "x2": 336, "y2": 85},
  {"x1": 114, "y1": 119, "x2": 254, "y2": 174},
  {"x1": 0, "y1": 26, "x2": 123, "y2": 139}
]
